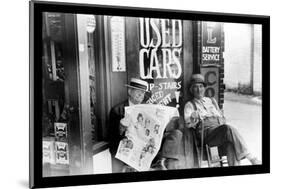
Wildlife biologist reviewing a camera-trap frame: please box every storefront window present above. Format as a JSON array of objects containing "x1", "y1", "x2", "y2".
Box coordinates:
[
  {"x1": 42, "y1": 12, "x2": 70, "y2": 176},
  {"x1": 42, "y1": 13, "x2": 98, "y2": 176},
  {"x1": 138, "y1": 18, "x2": 183, "y2": 109}
]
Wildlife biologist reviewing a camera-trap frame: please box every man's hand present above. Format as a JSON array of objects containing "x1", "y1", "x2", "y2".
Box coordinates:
[
  {"x1": 119, "y1": 124, "x2": 127, "y2": 136},
  {"x1": 119, "y1": 114, "x2": 132, "y2": 135},
  {"x1": 120, "y1": 114, "x2": 131, "y2": 127},
  {"x1": 186, "y1": 111, "x2": 200, "y2": 129},
  {"x1": 190, "y1": 111, "x2": 200, "y2": 123}
]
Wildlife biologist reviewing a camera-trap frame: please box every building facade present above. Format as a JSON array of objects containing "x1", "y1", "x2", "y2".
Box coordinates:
[{"x1": 41, "y1": 13, "x2": 225, "y2": 176}]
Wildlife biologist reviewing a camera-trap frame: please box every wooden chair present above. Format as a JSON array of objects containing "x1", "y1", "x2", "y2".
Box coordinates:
[
  {"x1": 198, "y1": 120, "x2": 228, "y2": 168},
  {"x1": 204, "y1": 144, "x2": 228, "y2": 167}
]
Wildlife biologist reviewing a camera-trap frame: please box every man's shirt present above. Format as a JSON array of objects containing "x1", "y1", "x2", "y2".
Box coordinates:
[{"x1": 184, "y1": 97, "x2": 223, "y2": 124}]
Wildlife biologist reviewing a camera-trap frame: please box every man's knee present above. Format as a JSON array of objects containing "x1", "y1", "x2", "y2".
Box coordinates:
[
  {"x1": 220, "y1": 124, "x2": 240, "y2": 142},
  {"x1": 166, "y1": 129, "x2": 183, "y2": 141},
  {"x1": 161, "y1": 129, "x2": 183, "y2": 158},
  {"x1": 111, "y1": 156, "x2": 126, "y2": 173},
  {"x1": 166, "y1": 117, "x2": 180, "y2": 131},
  {"x1": 220, "y1": 124, "x2": 236, "y2": 134}
]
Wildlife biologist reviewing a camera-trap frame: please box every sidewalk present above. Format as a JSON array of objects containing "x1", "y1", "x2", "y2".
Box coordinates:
[
  {"x1": 223, "y1": 92, "x2": 262, "y2": 165},
  {"x1": 224, "y1": 91, "x2": 262, "y2": 106}
]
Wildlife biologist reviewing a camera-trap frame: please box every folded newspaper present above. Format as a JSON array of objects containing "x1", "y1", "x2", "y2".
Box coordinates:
[{"x1": 115, "y1": 104, "x2": 179, "y2": 171}]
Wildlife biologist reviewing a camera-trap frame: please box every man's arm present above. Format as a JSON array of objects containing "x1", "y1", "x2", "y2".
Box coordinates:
[
  {"x1": 184, "y1": 102, "x2": 200, "y2": 128},
  {"x1": 210, "y1": 97, "x2": 226, "y2": 124},
  {"x1": 210, "y1": 97, "x2": 223, "y2": 115}
]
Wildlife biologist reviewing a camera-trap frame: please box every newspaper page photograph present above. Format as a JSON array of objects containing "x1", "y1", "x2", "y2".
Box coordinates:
[{"x1": 115, "y1": 104, "x2": 179, "y2": 171}]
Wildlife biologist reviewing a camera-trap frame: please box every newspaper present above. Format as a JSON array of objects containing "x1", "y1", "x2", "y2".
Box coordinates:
[{"x1": 115, "y1": 104, "x2": 179, "y2": 171}]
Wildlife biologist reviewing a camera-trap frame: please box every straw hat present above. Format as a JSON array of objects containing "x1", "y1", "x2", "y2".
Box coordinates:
[
  {"x1": 125, "y1": 78, "x2": 149, "y2": 92},
  {"x1": 189, "y1": 74, "x2": 206, "y2": 89}
]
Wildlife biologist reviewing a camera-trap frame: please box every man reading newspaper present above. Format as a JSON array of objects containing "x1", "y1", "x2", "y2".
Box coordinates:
[{"x1": 109, "y1": 78, "x2": 182, "y2": 172}]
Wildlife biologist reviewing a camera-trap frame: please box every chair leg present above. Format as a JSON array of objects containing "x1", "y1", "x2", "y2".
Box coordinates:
[
  {"x1": 205, "y1": 144, "x2": 211, "y2": 167},
  {"x1": 220, "y1": 157, "x2": 223, "y2": 167},
  {"x1": 206, "y1": 146, "x2": 228, "y2": 167}
]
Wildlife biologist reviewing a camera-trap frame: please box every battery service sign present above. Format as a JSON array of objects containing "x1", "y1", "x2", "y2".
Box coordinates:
[{"x1": 201, "y1": 22, "x2": 222, "y2": 66}]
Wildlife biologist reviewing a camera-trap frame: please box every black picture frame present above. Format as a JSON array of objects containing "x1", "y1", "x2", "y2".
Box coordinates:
[{"x1": 29, "y1": 0, "x2": 270, "y2": 188}]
